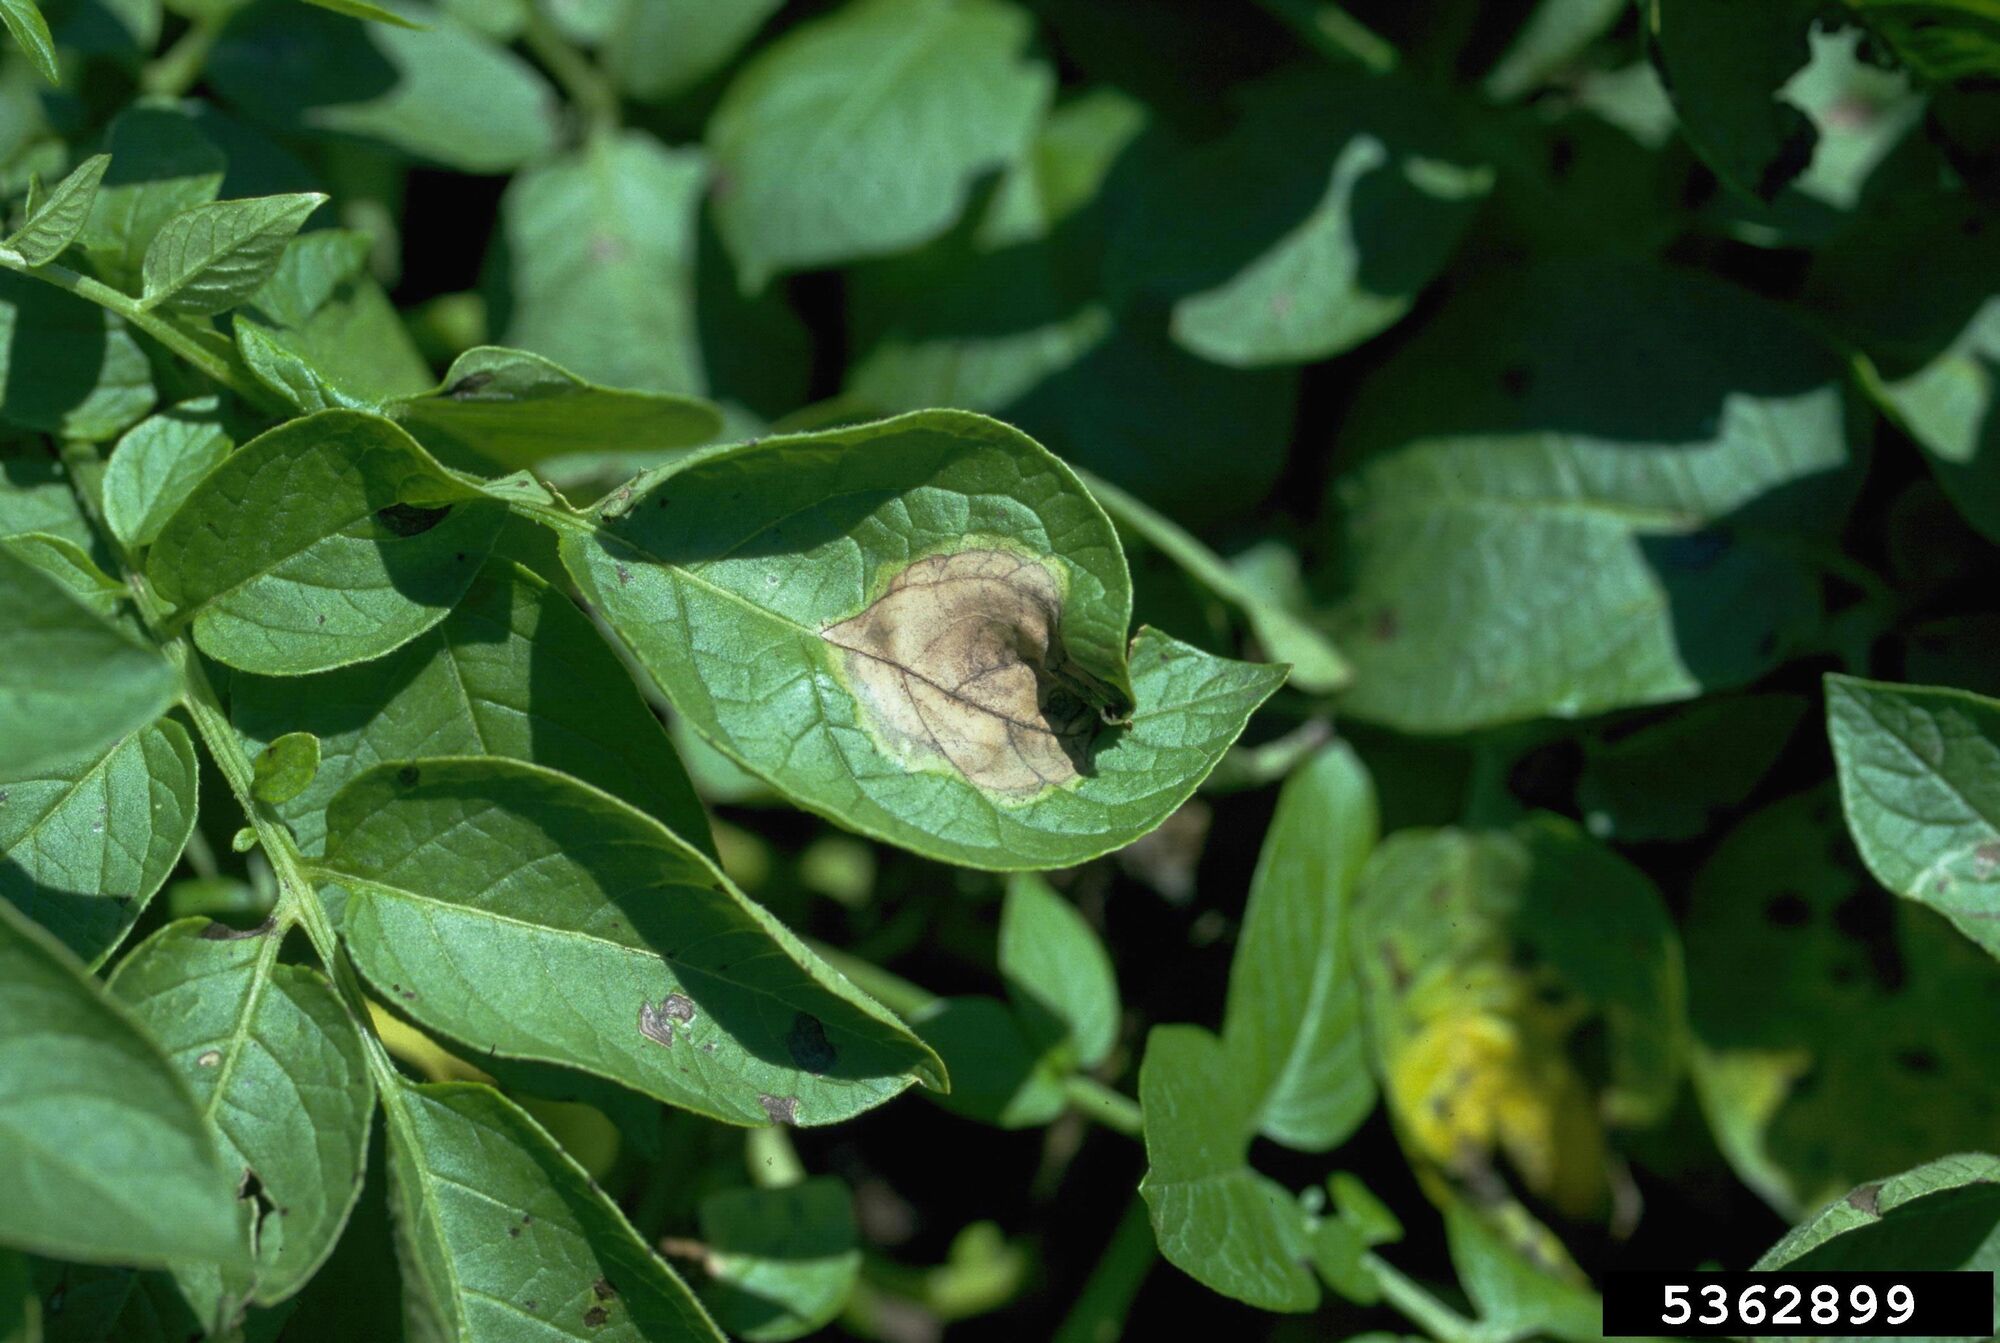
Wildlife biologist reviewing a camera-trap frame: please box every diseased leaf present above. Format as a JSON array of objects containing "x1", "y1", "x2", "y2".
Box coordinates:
[
  {"x1": 1828, "y1": 676, "x2": 2000, "y2": 961},
  {"x1": 231, "y1": 559, "x2": 712, "y2": 857},
  {"x1": 388, "y1": 346, "x2": 721, "y2": 473},
  {"x1": 1685, "y1": 788, "x2": 2000, "y2": 1217},
  {"x1": 1442, "y1": 1198, "x2": 1601, "y2": 1342},
  {"x1": 1081, "y1": 467, "x2": 1349, "y2": 694},
  {"x1": 146, "y1": 410, "x2": 504, "y2": 676},
  {"x1": 696, "y1": 1178, "x2": 861, "y2": 1343},
  {"x1": 0, "y1": 547, "x2": 175, "y2": 777},
  {"x1": 101, "y1": 400, "x2": 234, "y2": 549},
  {"x1": 140, "y1": 191, "x2": 326, "y2": 315},
  {"x1": 561, "y1": 410, "x2": 1285, "y2": 870},
  {"x1": 382, "y1": 1078, "x2": 724, "y2": 1341},
  {"x1": 0, "y1": 898, "x2": 243, "y2": 1267},
  {"x1": 707, "y1": 0, "x2": 1051, "y2": 290},
  {"x1": 322, "y1": 757, "x2": 943, "y2": 1126},
  {"x1": 108, "y1": 920, "x2": 376, "y2": 1317},
  {"x1": 998, "y1": 872, "x2": 1119, "y2": 1068},
  {"x1": 1222, "y1": 742, "x2": 1378, "y2": 1152},
  {"x1": 209, "y1": 0, "x2": 559, "y2": 173},
  {"x1": 251, "y1": 730, "x2": 319, "y2": 804},
  {"x1": 1329, "y1": 258, "x2": 1863, "y2": 734},
  {"x1": 3, "y1": 153, "x2": 108, "y2": 264},
  {"x1": 1648, "y1": 0, "x2": 1822, "y2": 200},
  {"x1": 0, "y1": 0, "x2": 56, "y2": 85},
  {"x1": 0, "y1": 718, "x2": 198, "y2": 966},
  {"x1": 1138, "y1": 1024, "x2": 1319, "y2": 1312},
  {"x1": 1758, "y1": 1153, "x2": 2000, "y2": 1296}
]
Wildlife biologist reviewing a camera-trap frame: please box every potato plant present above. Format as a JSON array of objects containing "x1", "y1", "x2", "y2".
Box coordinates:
[{"x1": 1, "y1": 1, "x2": 1998, "y2": 1341}]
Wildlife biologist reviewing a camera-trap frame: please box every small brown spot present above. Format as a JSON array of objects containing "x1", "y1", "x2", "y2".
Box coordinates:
[
  {"x1": 1847, "y1": 1182, "x2": 1882, "y2": 1215},
  {"x1": 397, "y1": 765, "x2": 422, "y2": 787},
  {"x1": 592, "y1": 1278, "x2": 616, "y2": 1301},
  {"x1": 583, "y1": 1306, "x2": 608, "y2": 1328},
  {"x1": 507, "y1": 1225, "x2": 520, "y2": 1237},
  {"x1": 316, "y1": 614, "x2": 326, "y2": 626},
  {"x1": 1370, "y1": 608, "x2": 1399, "y2": 642},
  {"x1": 659, "y1": 993, "x2": 695, "y2": 1023},
  {"x1": 615, "y1": 563, "x2": 631, "y2": 586},
  {"x1": 638, "y1": 999, "x2": 679, "y2": 1048},
  {"x1": 759, "y1": 1093, "x2": 799, "y2": 1125},
  {"x1": 523, "y1": 1299, "x2": 537, "y2": 1312},
  {"x1": 197, "y1": 1050, "x2": 223, "y2": 1068},
  {"x1": 1974, "y1": 842, "x2": 2000, "y2": 878}
]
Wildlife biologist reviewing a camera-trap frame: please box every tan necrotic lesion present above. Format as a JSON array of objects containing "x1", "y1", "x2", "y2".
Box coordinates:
[{"x1": 821, "y1": 549, "x2": 1104, "y2": 796}]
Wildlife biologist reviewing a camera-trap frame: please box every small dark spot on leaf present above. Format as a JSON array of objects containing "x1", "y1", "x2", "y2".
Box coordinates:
[
  {"x1": 616, "y1": 563, "x2": 630, "y2": 586},
  {"x1": 523, "y1": 1299, "x2": 537, "y2": 1312},
  {"x1": 397, "y1": 765, "x2": 422, "y2": 787},
  {"x1": 1371, "y1": 608, "x2": 1399, "y2": 642},
  {"x1": 316, "y1": 613, "x2": 326, "y2": 625},
  {"x1": 1897, "y1": 1047, "x2": 1941, "y2": 1075},
  {"x1": 376, "y1": 502, "x2": 452, "y2": 537},
  {"x1": 583, "y1": 1306, "x2": 608, "y2": 1328},
  {"x1": 592, "y1": 1278, "x2": 616, "y2": 1301},
  {"x1": 455, "y1": 551, "x2": 467, "y2": 562},
  {"x1": 508, "y1": 1225, "x2": 520, "y2": 1237},
  {"x1": 1764, "y1": 892, "x2": 1811, "y2": 927},
  {"x1": 522, "y1": 1212, "x2": 533, "y2": 1224},
  {"x1": 1847, "y1": 1181, "x2": 1882, "y2": 1215},
  {"x1": 786, "y1": 1012, "x2": 837, "y2": 1074},
  {"x1": 638, "y1": 998, "x2": 679, "y2": 1048},
  {"x1": 1975, "y1": 842, "x2": 2000, "y2": 877},
  {"x1": 1499, "y1": 365, "x2": 1533, "y2": 397},
  {"x1": 446, "y1": 371, "x2": 496, "y2": 399},
  {"x1": 760, "y1": 1093, "x2": 799, "y2": 1125}
]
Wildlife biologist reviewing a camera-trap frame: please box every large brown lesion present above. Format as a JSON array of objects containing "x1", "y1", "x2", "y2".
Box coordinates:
[{"x1": 821, "y1": 549, "x2": 1120, "y2": 797}]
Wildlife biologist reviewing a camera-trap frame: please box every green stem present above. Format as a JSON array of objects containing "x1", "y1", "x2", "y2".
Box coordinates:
[
  {"x1": 1255, "y1": 0, "x2": 1399, "y2": 72},
  {"x1": 0, "y1": 251, "x2": 288, "y2": 415},
  {"x1": 746, "y1": 1126, "x2": 806, "y2": 1188},
  {"x1": 523, "y1": 5, "x2": 620, "y2": 140},
  {"x1": 140, "y1": 15, "x2": 225, "y2": 96},
  {"x1": 1064, "y1": 1076, "x2": 1143, "y2": 1138},
  {"x1": 1051, "y1": 1195, "x2": 1156, "y2": 1343},
  {"x1": 1365, "y1": 1253, "x2": 1483, "y2": 1343}
]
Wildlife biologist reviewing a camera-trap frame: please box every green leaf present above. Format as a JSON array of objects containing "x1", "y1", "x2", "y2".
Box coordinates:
[
  {"x1": 1079, "y1": 469, "x2": 1350, "y2": 695},
  {"x1": 74, "y1": 106, "x2": 227, "y2": 290},
  {"x1": 708, "y1": 0, "x2": 1051, "y2": 290},
  {"x1": 146, "y1": 410, "x2": 504, "y2": 676},
  {"x1": 0, "y1": 718, "x2": 198, "y2": 966},
  {"x1": 0, "y1": 0, "x2": 56, "y2": 85},
  {"x1": 909, "y1": 995, "x2": 1067, "y2": 1127},
  {"x1": 1758, "y1": 1153, "x2": 2000, "y2": 1290},
  {"x1": 388, "y1": 346, "x2": 721, "y2": 473},
  {"x1": 1648, "y1": 0, "x2": 1821, "y2": 200},
  {"x1": 0, "y1": 1248, "x2": 34, "y2": 1343},
  {"x1": 696, "y1": 1178, "x2": 861, "y2": 1343},
  {"x1": 561, "y1": 410, "x2": 1285, "y2": 870},
  {"x1": 235, "y1": 237, "x2": 435, "y2": 413},
  {"x1": 101, "y1": 402, "x2": 235, "y2": 550},
  {"x1": 608, "y1": 0, "x2": 783, "y2": 102},
  {"x1": 1684, "y1": 788, "x2": 2000, "y2": 1216},
  {"x1": 1845, "y1": 0, "x2": 2000, "y2": 82},
  {"x1": 251, "y1": 730, "x2": 319, "y2": 804},
  {"x1": 498, "y1": 132, "x2": 708, "y2": 400},
  {"x1": 299, "y1": 0, "x2": 422, "y2": 26},
  {"x1": 140, "y1": 192, "x2": 327, "y2": 315},
  {"x1": 322, "y1": 757, "x2": 943, "y2": 1126},
  {"x1": 2, "y1": 153, "x2": 108, "y2": 264},
  {"x1": 1137, "y1": 1024, "x2": 1319, "y2": 1312},
  {"x1": 1221, "y1": 741, "x2": 1378, "y2": 1152},
  {"x1": 382, "y1": 1078, "x2": 724, "y2": 1341},
  {"x1": 1330, "y1": 258, "x2": 1863, "y2": 734},
  {"x1": 0, "y1": 271, "x2": 156, "y2": 443},
  {"x1": 0, "y1": 898, "x2": 243, "y2": 1267},
  {"x1": 998, "y1": 872, "x2": 1119, "y2": 1068},
  {"x1": 1108, "y1": 68, "x2": 1492, "y2": 367},
  {"x1": 0, "y1": 548, "x2": 175, "y2": 777},
  {"x1": 1827, "y1": 676, "x2": 2000, "y2": 961},
  {"x1": 108, "y1": 920, "x2": 376, "y2": 1316},
  {"x1": 846, "y1": 90, "x2": 1298, "y2": 524},
  {"x1": 0, "y1": 449, "x2": 104, "y2": 558},
  {"x1": 209, "y1": 0, "x2": 559, "y2": 173},
  {"x1": 1577, "y1": 694, "x2": 1808, "y2": 842},
  {"x1": 0, "y1": 531, "x2": 124, "y2": 617},
  {"x1": 1485, "y1": 0, "x2": 1630, "y2": 100},
  {"x1": 1442, "y1": 1198, "x2": 1601, "y2": 1342},
  {"x1": 230, "y1": 559, "x2": 712, "y2": 857}
]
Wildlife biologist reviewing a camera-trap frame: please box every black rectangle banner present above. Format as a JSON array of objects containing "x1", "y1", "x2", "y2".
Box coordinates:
[{"x1": 1603, "y1": 1270, "x2": 1994, "y2": 1337}]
